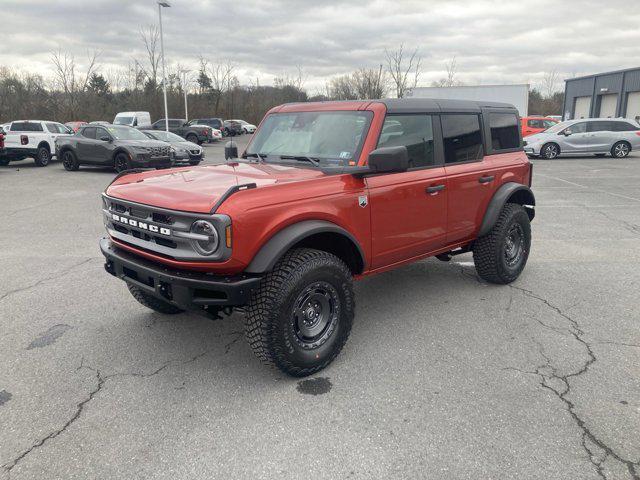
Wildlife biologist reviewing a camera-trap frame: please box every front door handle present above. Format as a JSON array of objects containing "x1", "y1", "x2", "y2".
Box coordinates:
[
  {"x1": 426, "y1": 184, "x2": 445, "y2": 194},
  {"x1": 478, "y1": 175, "x2": 494, "y2": 184}
]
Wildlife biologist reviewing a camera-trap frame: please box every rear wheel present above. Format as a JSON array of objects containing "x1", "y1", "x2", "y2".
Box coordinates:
[
  {"x1": 114, "y1": 152, "x2": 131, "y2": 172},
  {"x1": 540, "y1": 143, "x2": 559, "y2": 159},
  {"x1": 245, "y1": 248, "x2": 354, "y2": 377},
  {"x1": 62, "y1": 150, "x2": 79, "y2": 171},
  {"x1": 186, "y1": 134, "x2": 198, "y2": 144},
  {"x1": 611, "y1": 141, "x2": 630, "y2": 158},
  {"x1": 127, "y1": 284, "x2": 183, "y2": 314},
  {"x1": 34, "y1": 146, "x2": 51, "y2": 167},
  {"x1": 473, "y1": 203, "x2": 531, "y2": 284}
]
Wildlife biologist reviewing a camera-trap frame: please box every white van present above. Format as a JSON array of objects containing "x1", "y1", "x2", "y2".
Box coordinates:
[{"x1": 113, "y1": 111, "x2": 152, "y2": 129}]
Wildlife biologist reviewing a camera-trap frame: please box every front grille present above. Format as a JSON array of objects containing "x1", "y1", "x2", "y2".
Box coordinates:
[{"x1": 149, "y1": 146, "x2": 170, "y2": 157}]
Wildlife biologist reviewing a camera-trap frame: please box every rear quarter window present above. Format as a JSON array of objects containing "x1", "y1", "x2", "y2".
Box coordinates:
[
  {"x1": 11, "y1": 122, "x2": 43, "y2": 132},
  {"x1": 489, "y1": 113, "x2": 520, "y2": 150}
]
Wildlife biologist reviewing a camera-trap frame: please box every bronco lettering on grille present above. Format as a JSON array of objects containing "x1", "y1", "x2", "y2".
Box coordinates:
[{"x1": 112, "y1": 214, "x2": 171, "y2": 235}]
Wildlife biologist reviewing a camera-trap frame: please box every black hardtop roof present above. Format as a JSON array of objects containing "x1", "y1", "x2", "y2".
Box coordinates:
[{"x1": 379, "y1": 98, "x2": 516, "y2": 113}]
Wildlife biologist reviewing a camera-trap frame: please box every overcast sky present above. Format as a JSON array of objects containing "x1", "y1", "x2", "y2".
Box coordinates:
[{"x1": 2, "y1": 0, "x2": 639, "y2": 93}]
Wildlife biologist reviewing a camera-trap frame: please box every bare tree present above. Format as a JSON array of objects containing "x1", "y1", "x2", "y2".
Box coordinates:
[
  {"x1": 140, "y1": 24, "x2": 161, "y2": 87},
  {"x1": 327, "y1": 74, "x2": 358, "y2": 100},
  {"x1": 542, "y1": 70, "x2": 559, "y2": 98},
  {"x1": 385, "y1": 44, "x2": 422, "y2": 98},
  {"x1": 352, "y1": 65, "x2": 387, "y2": 99},
  {"x1": 431, "y1": 56, "x2": 464, "y2": 87},
  {"x1": 51, "y1": 49, "x2": 100, "y2": 117},
  {"x1": 274, "y1": 65, "x2": 307, "y2": 91}
]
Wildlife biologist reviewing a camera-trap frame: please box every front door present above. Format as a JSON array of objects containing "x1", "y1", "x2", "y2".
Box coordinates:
[
  {"x1": 367, "y1": 114, "x2": 448, "y2": 269},
  {"x1": 78, "y1": 127, "x2": 100, "y2": 163},
  {"x1": 560, "y1": 121, "x2": 590, "y2": 153}
]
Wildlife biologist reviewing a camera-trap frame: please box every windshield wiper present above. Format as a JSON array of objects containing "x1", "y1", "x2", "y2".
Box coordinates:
[
  {"x1": 243, "y1": 152, "x2": 266, "y2": 163},
  {"x1": 279, "y1": 155, "x2": 320, "y2": 166}
]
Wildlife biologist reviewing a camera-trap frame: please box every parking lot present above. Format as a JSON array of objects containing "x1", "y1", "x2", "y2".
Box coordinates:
[{"x1": 1, "y1": 140, "x2": 639, "y2": 479}]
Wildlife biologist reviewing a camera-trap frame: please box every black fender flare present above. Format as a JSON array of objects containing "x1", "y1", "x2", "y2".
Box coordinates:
[
  {"x1": 245, "y1": 220, "x2": 366, "y2": 274},
  {"x1": 478, "y1": 183, "x2": 535, "y2": 237}
]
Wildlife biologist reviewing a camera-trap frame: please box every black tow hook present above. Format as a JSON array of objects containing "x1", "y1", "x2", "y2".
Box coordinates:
[{"x1": 104, "y1": 261, "x2": 115, "y2": 275}]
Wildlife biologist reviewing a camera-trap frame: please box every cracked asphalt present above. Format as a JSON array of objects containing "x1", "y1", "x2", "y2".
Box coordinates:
[{"x1": 1, "y1": 139, "x2": 639, "y2": 479}]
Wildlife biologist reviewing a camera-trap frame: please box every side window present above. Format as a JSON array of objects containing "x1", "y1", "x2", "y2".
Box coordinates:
[
  {"x1": 527, "y1": 119, "x2": 542, "y2": 128},
  {"x1": 10, "y1": 122, "x2": 27, "y2": 131},
  {"x1": 169, "y1": 120, "x2": 183, "y2": 128},
  {"x1": 588, "y1": 121, "x2": 613, "y2": 132},
  {"x1": 152, "y1": 120, "x2": 163, "y2": 129},
  {"x1": 564, "y1": 122, "x2": 587, "y2": 135},
  {"x1": 377, "y1": 114, "x2": 435, "y2": 168},
  {"x1": 82, "y1": 127, "x2": 97, "y2": 139},
  {"x1": 46, "y1": 122, "x2": 60, "y2": 133},
  {"x1": 613, "y1": 121, "x2": 638, "y2": 131},
  {"x1": 542, "y1": 120, "x2": 557, "y2": 128},
  {"x1": 489, "y1": 113, "x2": 520, "y2": 150},
  {"x1": 441, "y1": 114, "x2": 483, "y2": 164},
  {"x1": 95, "y1": 127, "x2": 109, "y2": 139}
]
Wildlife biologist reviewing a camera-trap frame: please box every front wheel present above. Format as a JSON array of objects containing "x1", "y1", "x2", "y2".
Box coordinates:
[
  {"x1": 611, "y1": 141, "x2": 630, "y2": 158},
  {"x1": 34, "y1": 146, "x2": 51, "y2": 167},
  {"x1": 114, "y1": 153, "x2": 131, "y2": 172},
  {"x1": 245, "y1": 248, "x2": 355, "y2": 377},
  {"x1": 473, "y1": 203, "x2": 531, "y2": 284},
  {"x1": 540, "y1": 143, "x2": 559, "y2": 159}
]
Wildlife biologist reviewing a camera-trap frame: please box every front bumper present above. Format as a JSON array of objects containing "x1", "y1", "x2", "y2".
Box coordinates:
[
  {"x1": 101, "y1": 238, "x2": 261, "y2": 309},
  {"x1": 132, "y1": 154, "x2": 172, "y2": 168}
]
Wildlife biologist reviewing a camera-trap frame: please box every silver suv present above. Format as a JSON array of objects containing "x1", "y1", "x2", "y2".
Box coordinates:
[{"x1": 524, "y1": 118, "x2": 640, "y2": 159}]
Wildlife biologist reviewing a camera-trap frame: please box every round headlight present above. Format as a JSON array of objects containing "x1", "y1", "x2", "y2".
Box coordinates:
[{"x1": 190, "y1": 220, "x2": 219, "y2": 255}]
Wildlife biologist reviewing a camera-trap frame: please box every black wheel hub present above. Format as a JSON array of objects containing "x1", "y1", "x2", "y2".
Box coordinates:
[
  {"x1": 63, "y1": 152, "x2": 73, "y2": 168},
  {"x1": 504, "y1": 223, "x2": 525, "y2": 267},
  {"x1": 115, "y1": 156, "x2": 127, "y2": 172},
  {"x1": 292, "y1": 281, "x2": 339, "y2": 348}
]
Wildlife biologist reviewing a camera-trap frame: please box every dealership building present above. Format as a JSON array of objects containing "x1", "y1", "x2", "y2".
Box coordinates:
[{"x1": 563, "y1": 67, "x2": 640, "y2": 121}]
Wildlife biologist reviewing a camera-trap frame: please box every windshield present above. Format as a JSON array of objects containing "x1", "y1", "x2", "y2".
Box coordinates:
[
  {"x1": 246, "y1": 111, "x2": 372, "y2": 166},
  {"x1": 106, "y1": 126, "x2": 150, "y2": 140},
  {"x1": 146, "y1": 130, "x2": 183, "y2": 142},
  {"x1": 113, "y1": 116, "x2": 134, "y2": 126},
  {"x1": 543, "y1": 121, "x2": 572, "y2": 133}
]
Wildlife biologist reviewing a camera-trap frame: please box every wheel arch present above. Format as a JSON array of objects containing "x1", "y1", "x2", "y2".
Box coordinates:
[
  {"x1": 37, "y1": 140, "x2": 51, "y2": 151},
  {"x1": 245, "y1": 220, "x2": 366, "y2": 275},
  {"x1": 478, "y1": 183, "x2": 535, "y2": 237},
  {"x1": 111, "y1": 147, "x2": 132, "y2": 164}
]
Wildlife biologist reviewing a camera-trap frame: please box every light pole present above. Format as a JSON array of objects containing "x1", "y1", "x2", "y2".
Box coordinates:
[
  {"x1": 180, "y1": 69, "x2": 190, "y2": 121},
  {"x1": 158, "y1": 1, "x2": 171, "y2": 132}
]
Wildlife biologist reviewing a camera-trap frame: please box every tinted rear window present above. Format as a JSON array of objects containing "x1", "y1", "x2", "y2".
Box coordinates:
[
  {"x1": 489, "y1": 113, "x2": 520, "y2": 150},
  {"x1": 11, "y1": 122, "x2": 43, "y2": 132},
  {"x1": 441, "y1": 114, "x2": 483, "y2": 163}
]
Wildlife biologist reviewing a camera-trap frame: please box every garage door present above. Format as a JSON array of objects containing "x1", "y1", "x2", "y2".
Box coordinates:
[
  {"x1": 625, "y1": 92, "x2": 640, "y2": 120},
  {"x1": 574, "y1": 96, "x2": 591, "y2": 119},
  {"x1": 599, "y1": 94, "x2": 618, "y2": 118}
]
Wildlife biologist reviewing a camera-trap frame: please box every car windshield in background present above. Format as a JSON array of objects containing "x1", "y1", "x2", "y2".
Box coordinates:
[
  {"x1": 148, "y1": 131, "x2": 184, "y2": 142},
  {"x1": 543, "y1": 122, "x2": 570, "y2": 133},
  {"x1": 113, "y1": 117, "x2": 133, "y2": 126},
  {"x1": 106, "y1": 126, "x2": 149, "y2": 140},
  {"x1": 246, "y1": 111, "x2": 373, "y2": 166}
]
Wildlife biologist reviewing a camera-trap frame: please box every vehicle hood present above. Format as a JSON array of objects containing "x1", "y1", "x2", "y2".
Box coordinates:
[
  {"x1": 171, "y1": 141, "x2": 200, "y2": 150},
  {"x1": 116, "y1": 139, "x2": 168, "y2": 148},
  {"x1": 106, "y1": 162, "x2": 325, "y2": 213},
  {"x1": 525, "y1": 132, "x2": 551, "y2": 144}
]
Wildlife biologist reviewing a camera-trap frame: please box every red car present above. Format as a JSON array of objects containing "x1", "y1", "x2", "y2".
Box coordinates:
[
  {"x1": 65, "y1": 121, "x2": 87, "y2": 133},
  {"x1": 100, "y1": 99, "x2": 535, "y2": 376},
  {"x1": 520, "y1": 116, "x2": 557, "y2": 137}
]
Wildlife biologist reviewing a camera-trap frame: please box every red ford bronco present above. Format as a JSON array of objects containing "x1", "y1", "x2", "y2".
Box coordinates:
[{"x1": 101, "y1": 99, "x2": 534, "y2": 376}]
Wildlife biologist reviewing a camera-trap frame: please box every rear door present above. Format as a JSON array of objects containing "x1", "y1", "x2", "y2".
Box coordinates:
[
  {"x1": 367, "y1": 113, "x2": 448, "y2": 268},
  {"x1": 444, "y1": 112, "x2": 503, "y2": 243},
  {"x1": 587, "y1": 120, "x2": 615, "y2": 152}
]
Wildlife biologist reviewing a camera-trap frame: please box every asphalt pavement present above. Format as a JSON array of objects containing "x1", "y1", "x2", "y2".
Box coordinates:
[{"x1": 1, "y1": 139, "x2": 639, "y2": 480}]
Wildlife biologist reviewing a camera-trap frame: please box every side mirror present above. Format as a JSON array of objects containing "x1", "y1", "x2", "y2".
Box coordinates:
[
  {"x1": 563, "y1": 130, "x2": 572, "y2": 136},
  {"x1": 100, "y1": 136, "x2": 112, "y2": 142},
  {"x1": 225, "y1": 140, "x2": 238, "y2": 160},
  {"x1": 367, "y1": 146, "x2": 409, "y2": 173}
]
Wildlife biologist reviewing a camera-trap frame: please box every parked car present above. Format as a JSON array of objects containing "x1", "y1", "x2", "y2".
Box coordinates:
[
  {"x1": 113, "y1": 111, "x2": 152, "y2": 129},
  {"x1": 223, "y1": 120, "x2": 244, "y2": 136},
  {"x1": 0, "y1": 120, "x2": 73, "y2": 166},
  {"x1": 520, "y1": 116, "x2": 557, "y2": 137},
  {"x1": 65, "y1": 121, "x2": 88, "y2": 133},
  {"x1": 186, "y1": 118, "x2": 225, "y2": 140},
  {"x1": 546, "y1": 115, "x2": 562, "y2": 122},
  {"x1": 100, "y1": 98, "x2": 535, "y2": 376},
  {"x1": 56, "y1": 124, "x2": 172, "y2": 172},
  {"x1": 524, "y1": 118, "x2": 640, "y2": 159},
  {"x1": 228, "y1": 119, "x2": 257, "y2": 134},
  {"x1": 142, "y1": 130, "x2": 203, "y2": 166},
  {"x1": 151, "y1": 118, "x2": 213, "y2": 145},
  {"x1": 90, "y1": 121, "x2": 111, "y2": 126}
]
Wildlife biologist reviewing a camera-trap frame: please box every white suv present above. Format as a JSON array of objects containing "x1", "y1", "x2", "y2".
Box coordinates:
[{"x1": 0, "y1": 120, "x2": 73, "y2": 166}]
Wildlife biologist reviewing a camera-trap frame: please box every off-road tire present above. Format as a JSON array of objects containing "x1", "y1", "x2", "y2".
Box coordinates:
[
  {"x1": 473, "y1": 203, "x2": 531, "y2": 284},
  {"x1": 62, "y1": 150, "x2": 79, "y2": 171},
  {"x1": 245, "y1": 248, "x2": 355, "y2": 377},
  {"x1": 611, "y1": 141, "x2": 630, "y2": 158},
  {"x1": 127, "y1": 283, "x2": 183, "y2": 314},
  {"x1": 540, "y1": 143, "x2": 559, "y2": 159},
  {"x1": 34, "y1": 146, "x2": 51, "y2": 167},
  {"x1": 114, "y1": 152, "x2": 131, "y2": 173},
  {"x1": 186, "y1": 134, "x2": 198, "y2": 144}
]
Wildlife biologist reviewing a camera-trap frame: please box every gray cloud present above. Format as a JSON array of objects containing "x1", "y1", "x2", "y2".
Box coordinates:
[{"x1": 1, "y1": 0, "x2": 639, "y2": 92}]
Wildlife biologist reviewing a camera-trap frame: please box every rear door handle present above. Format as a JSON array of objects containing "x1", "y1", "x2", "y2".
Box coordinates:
[
  {"x1": 478, "y1": 175, "x2": 494, "y2": 184},
  {"x1": 426, "y1": 184, "x2": 445, "y2": 194}
]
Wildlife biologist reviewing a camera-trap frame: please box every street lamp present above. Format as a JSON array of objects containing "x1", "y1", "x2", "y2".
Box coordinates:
[
  {"x1": 180, "y1": 69, "x2": 191, "y2": 121},
  {"x1": 157, "y1": 1, "x2": 171, "y2": 132}
]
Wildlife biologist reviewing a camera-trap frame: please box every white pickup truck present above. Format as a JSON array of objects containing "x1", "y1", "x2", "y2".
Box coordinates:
[{"x1": 0, "y1": 120, "x2": 73, "y2": 166}]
